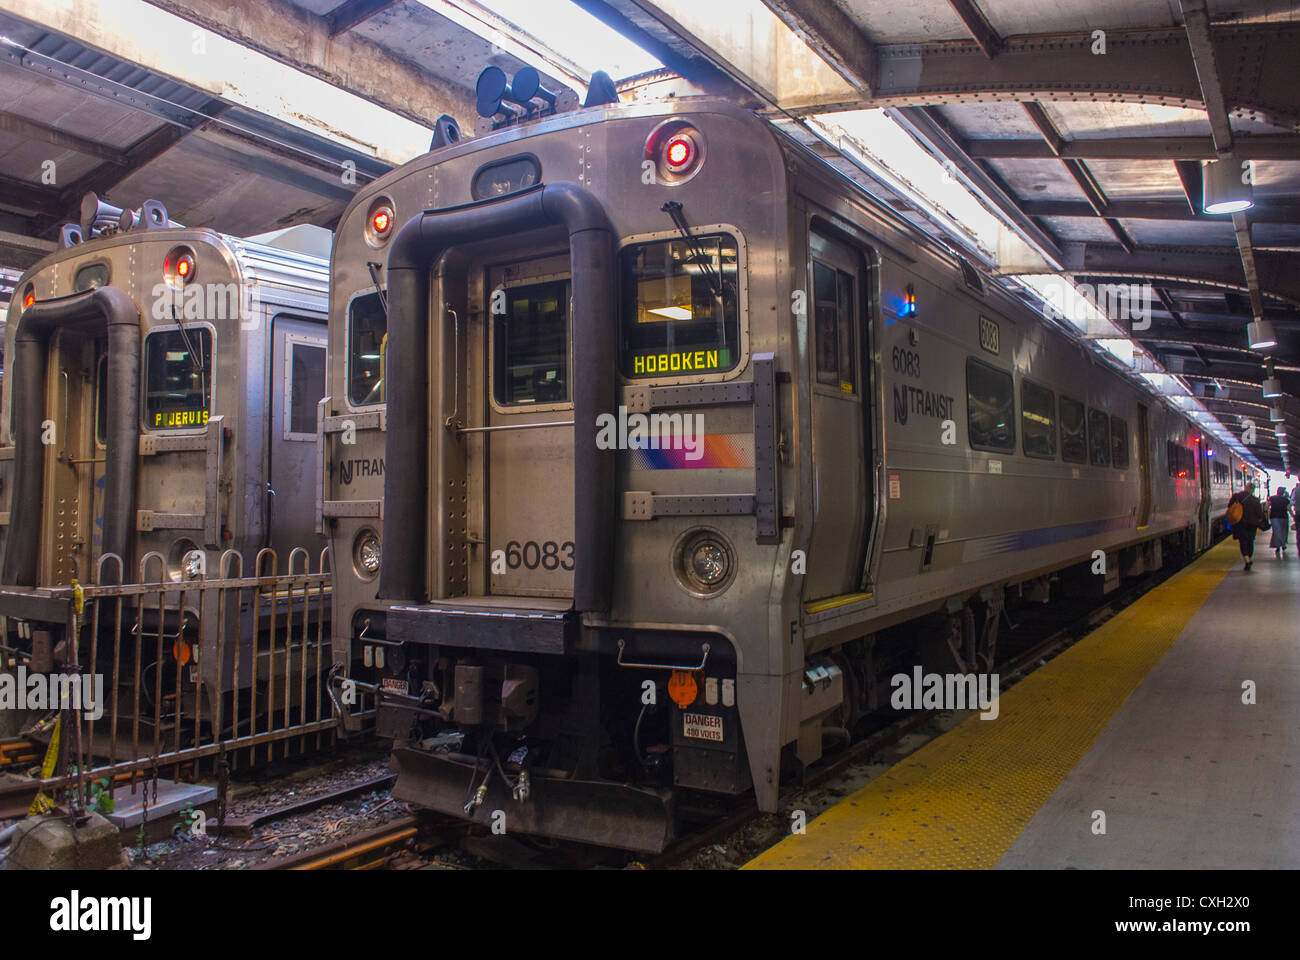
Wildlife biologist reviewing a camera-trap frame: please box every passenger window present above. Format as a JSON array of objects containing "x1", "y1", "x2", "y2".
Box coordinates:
[
  {"x1": 348, "y1": 292, "x2": 386, "y2": 406},
  {"x1": 813, "y1": 260, "x2": 856, "y2": 392},
  {"x1": 1060, "y1": 396, "x2": 1086, "y2": 464},
  {"x1": 1110, "y1": 416, "x2": 1129, "y2": 468},
  {"x1": 620, "y1": 233, "x2": 739, "y2": 378},
  {"x1": 144, "y1": 327, "x2": 212, "y2": 430},
  {"x1": 493, "y1": 280, "x2": 570, "y2": 406},
  {"x1": 1087, "y1": 409, "x2": 1110, "y2": 466},
  {"x1": 966, "y1": 357, "x2": 1015, "y2": 452},
  {"x1": 288, "y1": 340, "x2": 327, "y2": 438},
  {"x1": 1020, "y1": 379, "x2": 1056, "y2": 459}
]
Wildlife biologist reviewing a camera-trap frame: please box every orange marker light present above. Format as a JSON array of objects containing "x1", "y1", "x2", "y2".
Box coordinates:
[
  {"x1": 668, "y1": 669, "x2": 698, "y2": 709},
  {"x1": 24, "y1": 292, "x2": 35, "y2": 308}
]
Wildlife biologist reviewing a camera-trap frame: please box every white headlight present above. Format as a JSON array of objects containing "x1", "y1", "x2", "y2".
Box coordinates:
[
  {"x1": 182, "y1": 550, "x2": 205, "y2": 580},
  {"x1": 355, "y1": 531, "x2": 381, "y2": 578}
]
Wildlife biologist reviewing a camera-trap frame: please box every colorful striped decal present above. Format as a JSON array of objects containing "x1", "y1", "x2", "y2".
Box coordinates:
[
  {"x1": 627, "y1": 434, "x2": 753, "y2": 470},
  {"x1": 960, "y1": 514, "x2": 1134, "y2": 562}
]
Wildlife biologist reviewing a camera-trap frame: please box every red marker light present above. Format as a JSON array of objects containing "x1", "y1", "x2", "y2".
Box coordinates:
[
  {"x1": 177, "y1": 258, "x2": 190, "y2": 278},
  {"x1": 666, "y1": 137, "x2": 692, "y2": 168},
  {"x1": 23, "y1": 287, "x2": 35, "y2": 309},
  {"x1": 373, "y1": 210, "x2": 391, "y2": 234}
]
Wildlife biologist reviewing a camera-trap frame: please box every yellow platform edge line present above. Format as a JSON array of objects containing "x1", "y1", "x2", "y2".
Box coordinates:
[{"x1": 745, "y1": 539, "x2": 1240, "y2": 870}]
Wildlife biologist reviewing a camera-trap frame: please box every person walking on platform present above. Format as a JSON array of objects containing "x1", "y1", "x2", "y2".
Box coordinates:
[
  {"x1": 1268, "y1": 487, "x2": 1291, "y2": 559},
  {"x1": 1227, "y1": 481, "x2": 1266, "y2": 571},
  {"x1": 1293, "y1": 482, "x2": 1300, "y2": 555}
]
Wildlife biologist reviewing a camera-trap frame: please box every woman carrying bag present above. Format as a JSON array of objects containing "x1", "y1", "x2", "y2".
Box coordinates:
[{"x1": 1226, "y1": 481, "x2": 1267, "y2": 571}]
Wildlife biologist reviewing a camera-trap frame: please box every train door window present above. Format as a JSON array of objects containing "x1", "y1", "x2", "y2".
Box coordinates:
[
  {"x1": 1020, "y1": 378, "x2": 1056, "y2": 459},
  {"x1": 348, "y1": 291, "x2": 387, "y2": 406},
  {"x1": 621, "y1": 233, "x2": 740, "y2": 378},
  {"x1": 1110, "y1": 416, "x2": 1129, "y2": 468},
  {"x1": 812, "y1": 260, "x2": 856, "y2": 392},
  {"x1": 284, "y1": 332, "x2": 327, "y2": 440},
  {"x1": 143, "y1": 326, "x2": 213, "y2": 430},
  {"x1": 1168, "y1": 441, "x2": 1193, "y2": 479},
  {"x1": 1087, "y1": 408, "x2": 1110, "y2": 466},
  {"x1": 1060, "y1": 396, "x2": 1086, "y2": 463},
  {"x1": 966, "y1": 357, "x2": 1015, "y2": 452},
  {"x1": 492, "y1": 279, "x2": 570, "y2": 406},
  {"x1": 94, "y1": 355, "x2": 107, "y2": 447}
]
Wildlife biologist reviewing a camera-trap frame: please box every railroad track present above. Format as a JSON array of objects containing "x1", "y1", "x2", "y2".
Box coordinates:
[{"x1": 260, "y1": 815, "x2": 429, "y2": 870}]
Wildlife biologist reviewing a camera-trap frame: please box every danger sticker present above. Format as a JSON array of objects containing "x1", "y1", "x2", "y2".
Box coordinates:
[
  {"x1": 380, "y1": 677, "x2": 407, "y2": 694},
  {"x1": 683, "y1": 712, "x2": 723, "y2": 742}
]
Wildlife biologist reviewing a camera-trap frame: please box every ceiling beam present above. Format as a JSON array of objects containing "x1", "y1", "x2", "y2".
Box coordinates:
[
  {"x1": 83, "y1": 0, "x2": 476, "y2": 154},
  {"x1": 324, "y1": 0, "x2": 403, "y2": 36},
  {"x1": 835, "y1": 23, "x2": 1300, "y2": 124},
  {"x1": 1058, "y1": 243, "x2": 1300, "y2": 306},
  {"x1": 1022, "y1": 102, "x2": 1134, "y2": 253},
  {"x1": 891, "y1": 105, "x2": 1064, "y2": 265},
  {"x1": 29, "y1": 103, "x2": 232, "y2": 235},
  {"x1": 964, "y1": 134, "x2": 1300, "y2": 161},
  {"x1": 1179, "y1": 0, "x2": 1269, "y2": 344},
  {"x1": 1020, "y1": 198, "x2": 1300, "y2": 224},
  {"x1": 0, "y1": 110, "x2": 129, "y2": 165},
  {"x1": 758, "y1": 0, "x2": 877, "y2": 92},
  {"x1": 945, "y1": 0, "x2": 1002, "y2": 59},
  {"x1": 1179, "y1": 0, "x2": 1234, "y2": 153},
  {"x1": 0, "y1": 174, "x2": 63, "y2": 218}
]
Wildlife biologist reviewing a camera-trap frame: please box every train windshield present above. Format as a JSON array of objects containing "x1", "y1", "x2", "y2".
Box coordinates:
[
  {"x1": 144, "y1": 327, "x2": 212, "y2": 429},
  {"x1": 620, "y1": 233, "x2": 739, "y2": 378},
  {"x1": 348, "y1": 292, "x2": 387, "y2": 405}
]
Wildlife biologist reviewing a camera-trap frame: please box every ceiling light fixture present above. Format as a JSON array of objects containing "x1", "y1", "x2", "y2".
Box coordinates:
[
  {"x1": 1247, "y1": 318, "x2": 1277, "y2": 351},
  {"x1": 1202, "y1": 155, "x2": 1255, "y2": 214}
]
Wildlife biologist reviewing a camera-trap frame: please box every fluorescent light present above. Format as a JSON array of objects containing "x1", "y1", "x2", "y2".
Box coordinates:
[
  {"x1": 648, "y1": 306, "x2": 693, "y2": 320},
  {"x1": 1270, "y1": 405, "x2": 1285, "y2": 422},
  {"x1": 1263, "y1": 376, "x2": 1283, "y2": 398},
  {"x1": 434, "y1": 0, "x2": 661, "y2": 82}
]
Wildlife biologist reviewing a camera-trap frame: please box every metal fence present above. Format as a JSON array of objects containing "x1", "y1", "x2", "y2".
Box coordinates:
[{"x1": 1, "y1": 546, "x2": 335, "y2": 809}]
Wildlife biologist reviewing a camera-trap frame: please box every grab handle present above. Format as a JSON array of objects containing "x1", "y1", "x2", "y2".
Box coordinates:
[{"x1": 615, "y1": 638, "x2": 710, "y2": 671}]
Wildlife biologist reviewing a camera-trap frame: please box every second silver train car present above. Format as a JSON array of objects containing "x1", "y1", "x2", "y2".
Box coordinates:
[{"x1": 0, "y1": 199, "x2": 331, "y2": 728}]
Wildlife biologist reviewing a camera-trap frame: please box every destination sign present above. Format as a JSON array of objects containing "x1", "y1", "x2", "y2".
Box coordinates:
[
  {"x1": 632, "y1": 348, "x2": 730, "y2": 376},
  {"x1": 153, "y1": 409, "x2": 210, "y2": 428}
]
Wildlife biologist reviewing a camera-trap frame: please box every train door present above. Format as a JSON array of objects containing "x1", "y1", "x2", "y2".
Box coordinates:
[
  {"x1": 40, "y1": 331, "x2": 103, "y2": 585},
  {"x1": 1197, "y1": 440, "x2": 1212, "y2": 549},
  {"x1": 1136, "y1": 404, "x2": 1152, "y2": 528},
  {"x1": 268, "y1": 316, "x2": 326, "y2": 554},
  {"x1": 804, "y1": 232, "x2": 867, "y2": 601},
  {"x1": 481, "y1": 255, "x2": 575, "y2": 599}
]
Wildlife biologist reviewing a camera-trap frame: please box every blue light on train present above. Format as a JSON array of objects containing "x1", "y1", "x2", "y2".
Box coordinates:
[{"x1": 903, "y1": 284, "x2": 917, "y2": 316}]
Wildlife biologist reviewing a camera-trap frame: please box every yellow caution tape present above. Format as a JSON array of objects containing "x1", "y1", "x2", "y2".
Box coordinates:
[{"x1": 28, "y1": 716, "x2": 61, "y2": 815}]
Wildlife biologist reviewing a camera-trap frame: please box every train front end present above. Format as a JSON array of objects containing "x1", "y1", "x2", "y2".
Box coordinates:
[
  {"x1": 326, "y1": 89, "x2": 796, "y2": 851},
  {"x1": 0, "y1": 200, "x2": 330, "y2": 742}
]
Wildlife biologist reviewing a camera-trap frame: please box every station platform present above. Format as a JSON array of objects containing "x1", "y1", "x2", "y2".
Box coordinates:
[{"x1": 745, "y1": 538, "x2": 1300, "y2": 869}]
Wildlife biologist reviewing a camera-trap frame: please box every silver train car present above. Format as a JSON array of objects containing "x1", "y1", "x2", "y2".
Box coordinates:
[
  {"x1": 323, "y1": 84, "x2": 1251, "y2": 851},
  {"x1": 0, "y1": 198, "x2": 330, "y2": 726}
]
